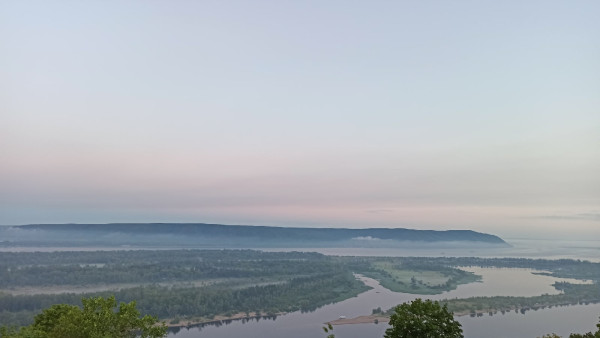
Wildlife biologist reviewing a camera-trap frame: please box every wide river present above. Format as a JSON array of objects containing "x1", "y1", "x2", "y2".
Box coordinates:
[
  {"x1": 3, "y1": 238, "x2": 599, "y2": 337},
  {"x1": 169, "y1": 267, "x2": 600, "y2": 338}
]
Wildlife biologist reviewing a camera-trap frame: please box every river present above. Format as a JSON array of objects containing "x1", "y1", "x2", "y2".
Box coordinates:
[
  {"x1": 2, "y1": 239, "x2": 599, "y2": 336},
  {"x1": 169, "y1": 268, "x2": 600, "y2": 338},
  {"x1": 3, "y1": 239, "x2": 600, "y2": 262}
]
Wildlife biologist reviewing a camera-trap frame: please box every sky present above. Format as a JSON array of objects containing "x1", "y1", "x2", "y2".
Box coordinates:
[{"x1": 1, "y1": 1, "x2": 599, "y2": 239}]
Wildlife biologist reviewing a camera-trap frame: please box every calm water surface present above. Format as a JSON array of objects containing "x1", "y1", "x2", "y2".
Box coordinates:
[
  {"x1": 261, "y1": 239, "x2": 600, "y2": 262},
  {"x1": 3, "y1": 240, "x2": 599, "y2": 337},
  {"x1": 3, "y1": 239, "x2": 600, "y2": 262},
  {"x1": 169, "y1": 268, "x2": 600, "y2": 338}
]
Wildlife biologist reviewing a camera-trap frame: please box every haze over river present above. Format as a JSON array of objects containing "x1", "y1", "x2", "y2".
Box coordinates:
[
  {"x1": 2, "y1": 237, "x2": 599, "y2": 337},
  {"x1": 261, "y1": 238, "x2": 600, "y2": 263},
  {"x1": 170, "y1": 268, "x2": 600, "y2": 338},
  {"x1": 5, "y1": 238, "x2": 597, "y2": 262}
]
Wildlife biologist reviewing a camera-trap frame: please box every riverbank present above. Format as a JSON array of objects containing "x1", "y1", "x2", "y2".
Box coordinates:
[
  {"x1": 328, "y1": 299, "x2": 600, "y2": 326},
  {"x1": 166, "y1": 311, "x2": 286, "y2": 329},
  {"x1": 167, "y1": 269, "x2": 600, "y2": 338},
  {"x1": 327, "y1": 315, "x2": 389, "y2": 325}
]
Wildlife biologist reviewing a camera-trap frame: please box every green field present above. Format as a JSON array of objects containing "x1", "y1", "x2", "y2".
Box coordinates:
[{"x1": 360, "y1": 260, "x2": 480, "y2": 294}]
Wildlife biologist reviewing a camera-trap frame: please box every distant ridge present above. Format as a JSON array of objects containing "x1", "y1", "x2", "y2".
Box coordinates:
[{"x1": 14, "y1": 223, "x2": 508, "y2": 248}]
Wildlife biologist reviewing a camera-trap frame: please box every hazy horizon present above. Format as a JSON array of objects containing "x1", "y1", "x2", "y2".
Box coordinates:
[
  {"x1": 0, "y1": 220, "x2": 595, "y2": 242},
  {"x1": 2, "y1": 1, "x2": 599, "y2": 240}
]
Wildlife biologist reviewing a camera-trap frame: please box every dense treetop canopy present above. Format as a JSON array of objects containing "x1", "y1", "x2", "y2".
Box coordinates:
[
  {"x1": 384, "y1": 298, "x2": 463, "y2": 338},
  {"x1": 0, "y1": 296, "x2": 167, "y2": 338}
]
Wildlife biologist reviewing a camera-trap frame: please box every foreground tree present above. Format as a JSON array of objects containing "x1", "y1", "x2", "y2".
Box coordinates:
[
  {"x1": 569, "y1": 317, "x2": 600, "y2": 338},
  {"x1": 322, "y1": 323, "x2": 335, "y2": 338},
  {"x1": 538, "y1": 316, "x2": 600, "y2": 338},
  {"x1": 384, "y1": 298, "x2": 463, "y2": 338},
  {"x1": 0, "y1": 296, "x2": 166, "y2": 338}
]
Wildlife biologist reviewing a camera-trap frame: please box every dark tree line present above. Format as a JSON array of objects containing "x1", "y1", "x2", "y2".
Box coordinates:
[
  {"x1": 0, "y1": 270, "x2": 369, "y2": 326},
  {"x1": 2, "y1": 250, "x2": 599, "y2": 329},
  {"x1": 0, "y1": 250, "x2": 331, "y2": 288}
]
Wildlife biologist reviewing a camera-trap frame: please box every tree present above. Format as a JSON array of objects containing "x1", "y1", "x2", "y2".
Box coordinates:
[
  {"x1": 568, "y1": 316, "x2": 600, "y2": 338},
  {"x1": 322, "y1": 323, "x2": 334, "y2": 338},
  {"x1": 384, "y1": 298, "x2": 463, "y2": 338},
  {"x1": 1, "y1": 296, "x2": 167, "y2": 338},
  {"x1": 538, "y1": 316, "x2": 600, "y2": 338}
]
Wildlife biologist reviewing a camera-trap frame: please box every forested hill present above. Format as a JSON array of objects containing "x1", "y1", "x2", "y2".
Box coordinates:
[{"x1": 11, "y1": 223, "x2": 508, "y2": 248}]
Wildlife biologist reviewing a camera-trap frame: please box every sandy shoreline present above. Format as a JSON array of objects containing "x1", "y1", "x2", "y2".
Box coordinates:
[
  {"x1": 327, "y1": 315, "x2": 389, "y2": 325},
  {"x1": 325, "y1": 308, "x2": 514, "y2": 326}
]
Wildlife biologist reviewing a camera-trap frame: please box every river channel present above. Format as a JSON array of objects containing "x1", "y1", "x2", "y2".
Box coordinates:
[{"x1": 169, "y1": 268, "x2": 600, "y2": 338}]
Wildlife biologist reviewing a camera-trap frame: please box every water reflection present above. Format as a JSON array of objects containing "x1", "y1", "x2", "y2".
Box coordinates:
[
  {"x1": 168, "y1": 315, "x2": 279, "y2": 335},
  {"x1": 439, "y1": 267, "x2": 592, "y2": 298},
  {"x1": 169, "y1": 268, "x2": 600, "y2": 338}
]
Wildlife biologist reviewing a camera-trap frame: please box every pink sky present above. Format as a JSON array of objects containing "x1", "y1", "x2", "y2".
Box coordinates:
[{"x1": 1, "y1": 1, "x2": 599, "y2": 239}]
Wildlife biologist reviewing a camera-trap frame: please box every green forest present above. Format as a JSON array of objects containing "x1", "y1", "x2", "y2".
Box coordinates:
[
  {"x1": 440, "y1": 282, "x2": 600, "y2": 317},
  {"x1": 0, "y1": 250, "x2": 369, "y2": 326},
  {"x1": 1, "y1": 250, "x2": 599, "y2": 329}
]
